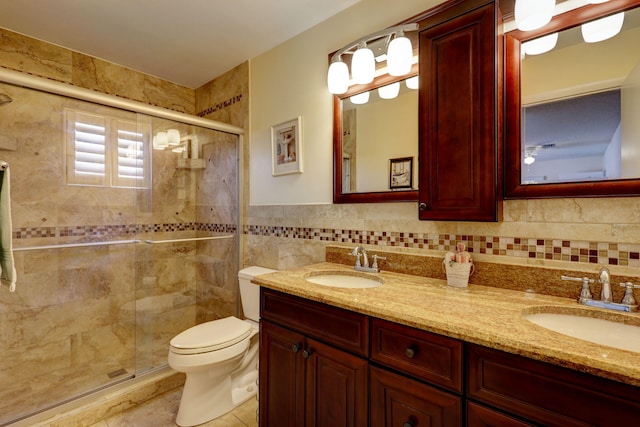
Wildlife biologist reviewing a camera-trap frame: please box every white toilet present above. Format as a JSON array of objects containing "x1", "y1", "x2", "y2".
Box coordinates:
[{"x1": 168, "y1": 266, "x2": 276, "y2": 427}]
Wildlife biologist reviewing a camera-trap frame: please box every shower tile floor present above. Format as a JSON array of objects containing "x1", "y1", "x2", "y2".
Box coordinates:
[{"x1": 88, "y1": 389, "x2": 258, "y2": 427}]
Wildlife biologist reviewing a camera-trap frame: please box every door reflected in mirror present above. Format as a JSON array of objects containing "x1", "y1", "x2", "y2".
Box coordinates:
[
  {"x1": 341, "y1": 78, "x2": 418, "y2": 193},
  {"x1": 519, "y1": 5, "x2": 640, "y2": 186}
]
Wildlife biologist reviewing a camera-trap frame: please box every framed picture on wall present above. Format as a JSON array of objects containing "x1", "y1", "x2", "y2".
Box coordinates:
[
  {"x1": 389, "y1": 157, "x2": 413, "y2": 189},
  {"x1": 271, "y1": 116, "x2": 303, "y2": 176}
]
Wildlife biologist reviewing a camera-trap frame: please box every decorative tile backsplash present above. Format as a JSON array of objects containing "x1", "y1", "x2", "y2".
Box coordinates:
[
  {"x1": 243, "y1": 225, "x2": 640, "y2": 268},
  {"x1": 14, "y1": 223, "x2": 237, "y2": 242}
]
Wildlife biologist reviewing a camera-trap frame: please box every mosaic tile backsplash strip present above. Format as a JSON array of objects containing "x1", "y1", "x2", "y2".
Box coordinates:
[{"x1": 243, "y1": 225, "x2": 640, "y2": 268}]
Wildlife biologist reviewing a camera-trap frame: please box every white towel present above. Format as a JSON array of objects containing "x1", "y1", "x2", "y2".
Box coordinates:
[{"x1": 0, "y1": 166, "x2": 16, "y2": 292}]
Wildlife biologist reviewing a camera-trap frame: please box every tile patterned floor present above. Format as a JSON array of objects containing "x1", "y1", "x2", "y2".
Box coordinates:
[{"x1": 89, "y1": 388, "x2": 258, "y2": 427}]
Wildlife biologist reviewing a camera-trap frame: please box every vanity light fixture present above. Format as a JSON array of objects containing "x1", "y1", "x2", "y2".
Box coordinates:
[
  {"x1": 153, "y1": 131, "x2": 169, "y2": 150},
  {"x1": 351, "y1": 44, "x2": 376, "y2": 84},
  {"x1": 522, "y1": 32, "x2": 558, "y2": 55},
  {"x1": 327, "y1": 23, "x2": 418, "y2": 94},
  {"x1": 515, "y1": 0, "x2": 556, "y2": 31},
  {"x1": 153, "y1": 129, "x2": 181, "y2": 150},
  {"x1": 386, "y1": 31, "x2": 413, "y2": 76},
  {"x1": 378, "y1": 82, "x2": 400, "y2": 99},
  {"x1": 350, "y1": 92, "x2": 370, "y2": 105},
  {"x1": 581, "y1": 11, "x2": 625, "y2": 43}
]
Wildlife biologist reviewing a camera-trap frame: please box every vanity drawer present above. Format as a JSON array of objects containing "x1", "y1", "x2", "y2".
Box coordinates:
[
  {"x1": 260, "y1": 288, "x2": 368, "y2": 357},
  {"x1": 467, "y1": 344, "x2": 640, "y2": 426},
  {"x1": 370, "y1": 318, "x2": 463, "y2": 393}
]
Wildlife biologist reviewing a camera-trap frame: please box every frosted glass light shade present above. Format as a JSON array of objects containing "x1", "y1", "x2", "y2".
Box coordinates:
[
  {"x1": 515, "y1": 0, "x2": 555, "y2": 31},
  {"x1": 167, "y1": 129, "x2": 181, "y2": 146},
  {"x1": 153, "y1": 131, "x2": 168, "y2": 150},
  {"x1": 378, "y1": 82, "x2": 400, "y2": 99},
  {"x1": 581, "y1": 12, "x2": 624, "y2": 43},
  {"x1": 352, "y1": 47, "x2": 375, "y2": 84},
  {"x1": 350, "y1": 92, "x2": 370, "y2": 105},
  {"x1": 405, "y1": 76, "x2": 419, "y2": 90},
  {"x1": 522, "y1": 33, "x2": 558, "y2": 55},
  {"x1": 327, "y1": 61, "x2": 349, "y2": 94},
  {"x1": 387, "y1": 36, "x2": 413, "y2": 76}
]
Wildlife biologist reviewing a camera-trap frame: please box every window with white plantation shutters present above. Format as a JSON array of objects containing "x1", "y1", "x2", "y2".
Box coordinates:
[{"x1": 65, "y1": 109, "x2": 150, "y2": 188}]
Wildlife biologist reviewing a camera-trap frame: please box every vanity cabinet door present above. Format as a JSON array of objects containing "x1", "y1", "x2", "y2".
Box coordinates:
[
  {"x1": 370, "y1": 365, "x2": 461, "y2": 427},
  {"x1": 259, "y1": 289, "x2": 369, "y2": 427},
  {"x1": 305, "y1": 337, "x2": 368, "y2": 427},
  {"x1": 259, "y1": 320, "x2": 305, "y2": 427},
  {"x1": 417, "y1": 0, "x2": 499, "y2": 221}
]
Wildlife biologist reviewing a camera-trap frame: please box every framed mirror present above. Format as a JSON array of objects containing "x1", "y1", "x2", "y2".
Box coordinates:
[
  {"x1": 333, "y1": 62, "x2": 419, "y2": 203},
  {"x1": 504, "y1": 0, "x2": 640, "y2": 198}
]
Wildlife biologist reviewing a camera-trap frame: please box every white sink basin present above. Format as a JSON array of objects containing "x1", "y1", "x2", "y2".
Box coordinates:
[
  {"x1": 304, "y1": 271, "x2": 383, "y2": 289},
  {"x1": 524, "y1": 312, "x2": 640, "y2": 353}
]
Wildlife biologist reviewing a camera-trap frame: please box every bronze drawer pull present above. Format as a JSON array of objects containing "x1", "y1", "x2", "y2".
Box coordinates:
[{"x1": 405, "y1": 346, "x2": 417, "y2": 359}]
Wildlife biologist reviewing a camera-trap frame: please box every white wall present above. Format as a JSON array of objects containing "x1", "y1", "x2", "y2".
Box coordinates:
[{"x1": 249, "y1": 0, "x2": 441, "y2": 205}]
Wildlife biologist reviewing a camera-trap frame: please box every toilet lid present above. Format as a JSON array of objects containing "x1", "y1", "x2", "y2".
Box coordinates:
[{"x1": 170, "y1": 316, "x2": 253, "y2": 355}]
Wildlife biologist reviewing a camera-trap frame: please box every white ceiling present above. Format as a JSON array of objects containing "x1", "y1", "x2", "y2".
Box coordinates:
[{"x1": 0, "y1": 0, "x2": 361, "y2": 88}]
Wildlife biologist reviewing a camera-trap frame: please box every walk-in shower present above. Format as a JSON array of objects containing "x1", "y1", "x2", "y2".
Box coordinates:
[{"x1": 0, "y1": 69, "x2": 243, "y2": 425}]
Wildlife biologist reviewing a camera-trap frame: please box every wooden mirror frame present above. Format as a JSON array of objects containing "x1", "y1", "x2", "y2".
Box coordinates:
[{"x1": 504, "y1": 0, "x2": 640, "y2": 199}]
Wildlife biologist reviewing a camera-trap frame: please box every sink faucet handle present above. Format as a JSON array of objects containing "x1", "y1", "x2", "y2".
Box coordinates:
[
  {"x1": 619, "y1": 282, "x2": 640, "y2": 306},
  {"x1": 371, "y1": 254, "x2": 386, "y2": 270},
  {"x1": 561, "y1": 275, "x2": 594, "y2": 301}
]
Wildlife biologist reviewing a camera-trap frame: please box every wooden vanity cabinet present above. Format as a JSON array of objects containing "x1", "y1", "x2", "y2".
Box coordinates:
[
  {"x1": 417, "y1": 0, "x2": 500, "y2": 221},
  {"x1": 467, "y1": 344, "x2": 640, "y2": 426},
  {"x1": 259, "y1": 289, "x2": 368, "y2": 427}
]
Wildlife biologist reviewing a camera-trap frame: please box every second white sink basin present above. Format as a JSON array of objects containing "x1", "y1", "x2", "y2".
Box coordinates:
[
  {"x1": 304, "y1": 271, "x2": 383, "y2": 289},
  {"x1": 524, "y1": 312, "x2": 640, "y2": 353}
]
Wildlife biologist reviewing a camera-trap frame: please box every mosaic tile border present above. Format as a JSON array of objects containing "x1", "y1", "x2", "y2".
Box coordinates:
[
  {"x1": 14, "y1": 223, "x2": 237, "y2": 241},
  {"x1": 243, "y1": 225, "x2": 640, "y2": 268}
]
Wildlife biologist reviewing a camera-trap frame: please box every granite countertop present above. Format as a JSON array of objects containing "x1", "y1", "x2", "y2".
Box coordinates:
[{"x1": 252, "y1": 262, "x2": 640, "y2": 387}]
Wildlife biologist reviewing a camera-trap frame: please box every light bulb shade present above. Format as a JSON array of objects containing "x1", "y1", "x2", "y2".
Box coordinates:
[
  {"x1": 405, "y1": 76, "x2": 419, "y2": 90},
  {"x1": 350, "y1": 92, "x2": 370, "y2": 105},
  {"x1": 581, "y1": 12, "x2": 624, "y2": 43},
  {"x1": 327, "y1": 61, "x2": 349, "y2": 94},
  {"x1": 387, "y1": 36, "x2": 413, "y2": 76},
  {"x1": 522, "y1": 32, "x2": 558, "y2": 55},
  {"x1": 378, "y1": 82, "x2": 400, "y2": 99},
  {"x1": 153, "y1": 131, "x2": 168, "y2": 149},
  {"x1": 167, "y1": 129, "x2": 180, "y2": 146},
  {"x1": 351, "y1": 47, "x2": 375, "y2": 84},
  {"x1": 515, "y1": 0, "x2": 555, "y2": 31},
  {"x1": 524, "y1": 155, "x2": 535, "y2": 165}
]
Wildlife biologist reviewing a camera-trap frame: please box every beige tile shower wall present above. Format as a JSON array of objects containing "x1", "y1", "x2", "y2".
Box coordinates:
[
  {"x1": 195, "y1": 134, "x2": 240, "y2": 323},
  {"x1": 0, "y1": 28, "x2": 195, "y2": 114}
]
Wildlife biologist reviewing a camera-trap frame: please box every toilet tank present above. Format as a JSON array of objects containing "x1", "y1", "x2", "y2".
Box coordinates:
[{"x1": 238, "y1": 266, "x2": 277, "y2": 322}]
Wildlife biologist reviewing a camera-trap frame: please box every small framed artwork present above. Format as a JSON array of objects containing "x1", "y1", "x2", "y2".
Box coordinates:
[
  {"x1": 271, "y1": 116, "x2": 303, "y2": 176},
  {"x1": 389, "y1": 157, "x2": 413, "y2": 189}
]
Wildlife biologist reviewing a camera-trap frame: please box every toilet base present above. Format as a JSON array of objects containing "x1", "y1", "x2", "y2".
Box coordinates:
[
  {"x1": 175, "y1": 369, "x2": 258, "y2": 426},
  {"x1": 173, "y1": 334, "x2": 259, "y2": 427}
]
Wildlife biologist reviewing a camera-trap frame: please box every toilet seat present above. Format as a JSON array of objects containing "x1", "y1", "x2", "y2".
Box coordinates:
[{"x1": 170, "y1": 316, "x2": 252, "y2": 355}]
